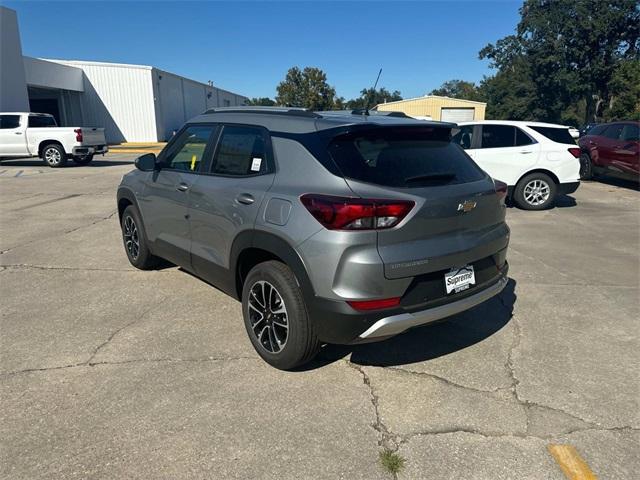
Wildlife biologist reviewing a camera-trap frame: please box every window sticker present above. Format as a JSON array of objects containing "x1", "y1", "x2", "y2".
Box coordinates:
[{"x1": 251, "y1": 157, "x2": 262, "y2": 172}]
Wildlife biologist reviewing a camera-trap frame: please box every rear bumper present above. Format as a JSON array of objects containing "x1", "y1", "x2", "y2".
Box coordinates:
[
  {"x1": 307, "y1": 259, "x2": 509, "y2": 344},
  {"x1": 72, "y1": 145, "x2": 109, "y2": 156},
  {"x1": 359, "y1": 275, "x2": 508, "y2": 339}
]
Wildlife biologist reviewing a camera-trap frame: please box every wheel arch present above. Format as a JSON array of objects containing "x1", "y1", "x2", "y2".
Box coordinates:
[
  {"x1": 117, "y1": 187, "x2": 138, "y2": 221},
  {"x1": 515, "y1": 168, "x2": 560, "y2": 187},
  {"x1": 38, "y1": 140, "x2": 66, "y2": 157},
  {"x1": 230, "y1": 230, "x2": 315, "y2": 302}
]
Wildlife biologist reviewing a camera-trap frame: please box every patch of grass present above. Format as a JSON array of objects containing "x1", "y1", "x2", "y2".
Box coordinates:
[{"x1": 379, "y1": 449, "x2": 406, "y2": 476}]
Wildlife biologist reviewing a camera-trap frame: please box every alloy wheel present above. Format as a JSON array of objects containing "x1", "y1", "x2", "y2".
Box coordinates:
[
  {"x1": 123, "y1": 215, "x2": 140, "y2": 260},
  {"x1": 248, "y1": 280, "x2": 289, "y2": 354},
  {"x1": 44, "y1": 147, "x2": 61, "y2": 166},
  {"x1": 523, "y1": 179, "x2": 550, "y2": 206}
]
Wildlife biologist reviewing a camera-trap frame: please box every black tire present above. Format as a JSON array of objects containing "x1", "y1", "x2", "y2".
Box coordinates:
[
  {"x1": 579, "y1": 153, "x2": 594, "y2": 180},
  {"x1": 120, "y1": 205, "x2": 160, "y2": 270},
  {"x1": 242, "y1": 260, "x2": 320, "y2": 370},
  {"x1": 73, "y1": 154, "x2": 94, "y2": 165},
  {"x1": 41, "y1": 143, "x2": 67, "y2": 168},
  {"x1": 513, "y1": 172, "x2": 557, "y2": 210}
]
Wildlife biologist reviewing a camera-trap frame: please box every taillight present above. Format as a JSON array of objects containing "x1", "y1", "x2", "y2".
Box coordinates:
[
  {"x1": 74, "y1": 128, "x2": 83, "y2": 142},
  {"x1": 568, "y1": 148, "x2": 581, "y2": 158},
  {"x1": 300, "y1": 194, "x2": 414, "y2": 230},
  {"x1": 493, "y1": 179, "x2": 508, "y2": 204},
  {"x1": 348, "y1": 297, "x2": 401, "y2": 311}
]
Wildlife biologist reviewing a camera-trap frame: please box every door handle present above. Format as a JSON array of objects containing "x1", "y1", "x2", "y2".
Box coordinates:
[
  {"x1": 519, "y1": 150, "x2": 533, "y2": 154},
  {"x1": 176, "y1": 182, "x2": 189, "y2": 192},
  {"x1": 15, "y1": 132, "x2": 23, "y2": 135},
  {"x1": 236, "y1": 193, "x2": 255, "y2": 205}
]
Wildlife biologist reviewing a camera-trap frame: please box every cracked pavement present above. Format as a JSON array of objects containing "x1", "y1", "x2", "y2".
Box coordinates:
[{"x1": 1, "y1": 155, "x2": 638, "y2": 479}]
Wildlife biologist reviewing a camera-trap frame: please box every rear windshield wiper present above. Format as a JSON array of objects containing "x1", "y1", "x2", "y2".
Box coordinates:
[{"x1": 404, "y1": 172, "x2": 457, "y2": 185}]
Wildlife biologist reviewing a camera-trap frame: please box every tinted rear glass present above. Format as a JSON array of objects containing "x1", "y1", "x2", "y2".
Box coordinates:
[
  {"x1": 481, "y1": 125, "x2": 517, "y2": 148},
  {"x1": 603, "y1": 124, "x2": 624, "y2": 140},
  {"x1": 28, "y1": 115, "x2": 57, "y2": 128},
  {"x1": 529, "y1": 126, "x2": 575, "y2": 144},
  {"x1": 515, "y1": 128, "x2": 533, "y2": 146},
  {"x1": 328, "y1": 128, "x2": 485, "y2": 188}
]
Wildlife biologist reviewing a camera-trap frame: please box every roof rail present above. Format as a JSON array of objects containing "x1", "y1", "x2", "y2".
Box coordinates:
[
  {"x1": 203, "y1": 106, "x2": 321, "y2": 118},
  {"x1": 311, "y1": 109, "x2": 412, "y2": 119},
  {"x1": 350, "y1": 109, "x2": 410, "y2": 118}
]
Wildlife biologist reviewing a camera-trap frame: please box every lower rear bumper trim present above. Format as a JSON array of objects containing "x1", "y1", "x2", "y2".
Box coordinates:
[
  {"x1": 558, "y1": 181, "x2": 580, "y2": 195},
  {"x1": 358, "y1": 275, "x2": 508, "y2": 339}
]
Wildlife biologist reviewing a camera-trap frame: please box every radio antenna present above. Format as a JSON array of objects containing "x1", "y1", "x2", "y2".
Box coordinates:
[{"x1": 363, "y1": 68, "x2": 382, "y2": 116}]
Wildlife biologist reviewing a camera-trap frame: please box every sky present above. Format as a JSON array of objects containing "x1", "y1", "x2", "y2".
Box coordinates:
[{"x1": 8, "y1": 0, "x2": 523, "y2": 100}]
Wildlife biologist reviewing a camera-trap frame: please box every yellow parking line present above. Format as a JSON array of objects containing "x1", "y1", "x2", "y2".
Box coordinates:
[{"x1": 548, "y1": 444, "x2": 598, "y2": 480}]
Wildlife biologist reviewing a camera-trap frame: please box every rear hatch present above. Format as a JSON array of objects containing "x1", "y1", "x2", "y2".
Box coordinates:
[{"x1": 328, "y1": 125, "x2": 509, "y2": 280}]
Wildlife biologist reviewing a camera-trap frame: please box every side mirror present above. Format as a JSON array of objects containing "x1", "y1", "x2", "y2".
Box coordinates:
[{"x1": 135, "y1": 153, "x2": 157, "y2": 171}]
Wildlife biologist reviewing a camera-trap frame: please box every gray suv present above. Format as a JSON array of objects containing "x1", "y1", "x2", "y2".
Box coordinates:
[{"x1": 117, "y1": 107, "x2": 510, "y2": 369}]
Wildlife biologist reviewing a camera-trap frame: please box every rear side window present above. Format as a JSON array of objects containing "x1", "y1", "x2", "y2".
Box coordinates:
[
  {"x1": 328, "y1": 127, "x2": 485, "y2": 188},
  {"x1": 603, "y1": 124, "x2": 624, "y2": 140},
  {"x1": 529, "y1": 126, "x2": 575, "y2": 144},
  {"x1": 0, "y1": 115, "x2": 21, "y2": 129},
  {"x1": 480, "y1": 125, "x2": 516, "y2": 148},
  {"x1": 620, "y1": 124, "x2": 639, "y2": 142},
  {"x1": 211, "y1": 125, "x2": 268, "y2": 176},
  {"x1": 28, "y1": 115, "x2": 57, "y2": 128},
  {"x1": 515, "y1": 128, "x2": 533, "y2": 146}
]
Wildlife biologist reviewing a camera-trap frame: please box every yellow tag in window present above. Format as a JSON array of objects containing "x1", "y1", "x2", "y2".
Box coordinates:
[{"x1": 190, "y1": 155, "x2": 197, "y2": 171}]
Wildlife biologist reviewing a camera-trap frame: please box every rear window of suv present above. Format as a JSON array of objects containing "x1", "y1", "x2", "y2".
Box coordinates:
[
  {"x1": 528, "y1": 126, "x2": 575, "y2": 144},
  {"x1": 328, "y1": 127, "x2": 485, "y2": 188}
]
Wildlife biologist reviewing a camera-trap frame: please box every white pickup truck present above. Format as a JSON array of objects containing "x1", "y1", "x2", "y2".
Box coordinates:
[{"x1": 0, "y1": 112, "x2": 108, "y2": 167}]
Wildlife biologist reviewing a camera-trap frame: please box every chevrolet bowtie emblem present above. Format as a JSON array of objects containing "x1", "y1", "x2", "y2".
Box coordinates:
[{"x1": 457, "y1": 200, "x2": 477, "y2": 213}]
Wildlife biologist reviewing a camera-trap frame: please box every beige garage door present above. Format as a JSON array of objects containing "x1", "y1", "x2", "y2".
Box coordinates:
[{"x1": 441, "y1": 108, "x2": 475, "y2": 122}]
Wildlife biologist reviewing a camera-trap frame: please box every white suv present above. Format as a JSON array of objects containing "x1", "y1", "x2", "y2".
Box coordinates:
[{"x1": 453, "y1": 121, "x2": 580, "y2": 210}]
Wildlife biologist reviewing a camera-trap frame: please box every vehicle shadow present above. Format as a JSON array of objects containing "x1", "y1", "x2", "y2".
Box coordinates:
[
  {"x1": 506, "y1": 196, "x2": 576, "y2": 209},
  {"x1": 0, "y1": 158, "x2": 133, "y2": 168},
  {"x1": 554, "y1": 195, "x2": 577, "y2": 208},
  {"x1": 302, "y1": 278, "x2": 517, "y2": 371},
  {"x1": 587, "y1": 176, "x2": 639, "y2": 191}
]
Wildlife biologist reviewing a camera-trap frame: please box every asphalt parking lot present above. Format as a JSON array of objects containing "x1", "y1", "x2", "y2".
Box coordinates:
[{"x1": 1, "y1": 154, "x2": 638, "y2": 479}]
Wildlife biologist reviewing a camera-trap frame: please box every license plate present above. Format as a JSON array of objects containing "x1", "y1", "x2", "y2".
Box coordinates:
[{"x1": 445, "y1": 265, "x2": 476, "y2": 294}]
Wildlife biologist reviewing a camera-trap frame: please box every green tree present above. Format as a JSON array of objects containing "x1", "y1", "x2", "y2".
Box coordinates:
[
  {"x1": 480, "y1": 0, "x2": 639, "y2": 124},
  {"x1": 346, "y1": 87, "x2": 402, "y2": 110},
  {"x1": 245, "y1": 97, "x2": 276, "y2": 106},
  {"x1": 430, "y1": 80, "x2": 485, "y2": 102},
  {"x1": 275, "y1": 67, "x2": 338, "y2": 111},
  {"x1": 478, "y1": 59, "x2": 537, "y2": 120},
  {"x1": 604, "y1": 59, "x2": 640, "y2": 120}
]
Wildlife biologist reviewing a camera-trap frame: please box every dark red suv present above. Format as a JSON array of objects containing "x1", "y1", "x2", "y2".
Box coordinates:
[{"x1": 578, "y1": 121, "x2": 639, "y2": 181}]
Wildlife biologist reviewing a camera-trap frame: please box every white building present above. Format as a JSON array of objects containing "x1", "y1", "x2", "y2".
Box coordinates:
[{"x1": 0, "y1": 6, "x2": 247, "y2": 143}]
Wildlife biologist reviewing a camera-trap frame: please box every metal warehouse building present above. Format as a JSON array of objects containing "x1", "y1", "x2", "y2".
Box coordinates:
[
  {"x1": 0, "y1": 6, "x2": 247, "y2": 143},
  {"x1": 376, "y1": 95, "x2": 486, "y2": 122}
]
